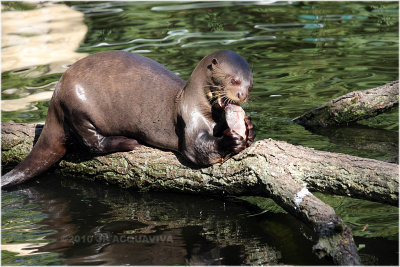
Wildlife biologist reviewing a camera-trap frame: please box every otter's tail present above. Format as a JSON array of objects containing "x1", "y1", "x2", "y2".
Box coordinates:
[{"x1": 2, "y1": 105, "x2": 67, "y2": 188}]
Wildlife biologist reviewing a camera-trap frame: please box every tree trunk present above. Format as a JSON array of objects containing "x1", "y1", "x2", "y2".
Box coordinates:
[
  {"x1": 3, "y1": 122, "x2": 399, "y2": 264},
  {"x1": 293, "y1": 80, "x2": 399, "y2": 127}
]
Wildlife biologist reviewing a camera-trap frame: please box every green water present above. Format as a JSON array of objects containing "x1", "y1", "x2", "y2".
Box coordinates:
[{"x1": 1, "y1": 1, "x2": 398, "y2": 265}]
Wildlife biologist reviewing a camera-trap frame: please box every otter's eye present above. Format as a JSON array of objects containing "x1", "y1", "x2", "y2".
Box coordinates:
[
  {"x1": 212, "y1": 58, "x2": 218, "y2": 65},
  {"x1": 230, "y1": 78, "x2": 241, "y2": 86}
]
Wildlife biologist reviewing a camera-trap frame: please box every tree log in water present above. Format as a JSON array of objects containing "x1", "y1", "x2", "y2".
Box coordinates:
[
  {"x1": 2, "y1": 123, "x2": 399, "y2": 264},
  {"x1": 293, "y1": 81, "x2": 399, "y2": 127}
]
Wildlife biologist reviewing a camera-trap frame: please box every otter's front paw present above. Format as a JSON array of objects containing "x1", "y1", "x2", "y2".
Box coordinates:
[
  {"x1": 244, "y1": 115, "x2": 256, "y2": 147},
  {"x1": 221, "y1": 128, "x2": 247, "y2": 155}
]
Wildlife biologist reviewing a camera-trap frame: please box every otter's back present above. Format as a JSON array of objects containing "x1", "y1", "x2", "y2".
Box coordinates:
[{"x1": 54, "y1": 50, "x2": 186, "y2": 150}]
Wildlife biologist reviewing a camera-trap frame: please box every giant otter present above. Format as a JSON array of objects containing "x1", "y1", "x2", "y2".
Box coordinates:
[{"x1": 2, "y1": 50, "x2": 255, "y2": 188}]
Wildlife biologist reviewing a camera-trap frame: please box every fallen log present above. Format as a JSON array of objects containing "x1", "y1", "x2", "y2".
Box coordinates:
[
  {"x1": 2, "y1": 123, "x2": 398, "y2": 264},
  {"x1": 2, "y1": 123, "x2": 397, "y2": 205},
  {"x1": 293, "y1": 81, "x2": 399, "y2": 127}
]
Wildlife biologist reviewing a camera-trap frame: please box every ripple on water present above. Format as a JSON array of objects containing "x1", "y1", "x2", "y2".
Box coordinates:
[
  {"x1": 1, "y1": 191, "x2": 60, "y2": 264},
  {"x1": 71, "y1": 2, "x2": 124, "y2": 16},
  {"x1": 255, "y1": 23, "x2": 324, "y2": 31},
  {"x1": 80, "y1": 30, "x2": 274, "y2": 52},
  {"x1": 150, "y1": 1, "x2": 290, "y2": 11},
  {"x1": 298, "y1": 14, "x2": 367, "y2": 21}
]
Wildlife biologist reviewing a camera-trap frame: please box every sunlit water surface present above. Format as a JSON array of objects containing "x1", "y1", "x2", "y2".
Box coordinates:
[{"x1": 1, "y1": 1, "x2": 398, "y2": 265}]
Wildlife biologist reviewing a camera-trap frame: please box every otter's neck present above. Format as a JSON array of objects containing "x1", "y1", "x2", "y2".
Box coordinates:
[
  {"x1": 176, "y1": 61, "x2": 225, "y2": 128},
  {"x1": 181, "y1": 60, "x2": 212, "y2": 107}
]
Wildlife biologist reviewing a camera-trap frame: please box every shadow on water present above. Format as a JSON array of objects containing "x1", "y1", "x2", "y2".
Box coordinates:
[
  {"x1": 304, "y1": 123, "x2": 399, "y2": 163},
  {"x1": 2, "y1": 175, "x2": 332, "y2": 265}
]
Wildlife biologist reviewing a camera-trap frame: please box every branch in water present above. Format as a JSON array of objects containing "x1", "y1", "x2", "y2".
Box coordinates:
[{"x1": 293, "y1": 81, "x2": 399, "y2": 127}]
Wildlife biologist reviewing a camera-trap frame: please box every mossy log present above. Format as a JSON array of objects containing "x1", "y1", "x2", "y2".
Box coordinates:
[
  {"x1": 2, "y1": 123, "x2": 399, "y2": 264},
  {"x1": 293, "y1": 81, "x2": 399, "y2": 127},
  {"x1": 2, "y1": 123, "x2": 397, "y2": 205}
]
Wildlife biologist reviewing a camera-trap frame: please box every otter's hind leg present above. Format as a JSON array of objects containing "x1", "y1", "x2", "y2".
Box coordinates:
[
  {"x1": 95, "y1": 135, "x2": 141, "y2": 153},
  {"x1": 72, "y1": 121, "x2": 141, "y2": 154}
]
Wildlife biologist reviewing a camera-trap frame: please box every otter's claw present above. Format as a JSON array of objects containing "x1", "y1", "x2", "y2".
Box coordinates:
[
  {"x1": 221, "y1": 128, "x2": 247, "y2": 155},
  {"x1": 244, "y1": 115, "x2": 255, "y2": 147}
]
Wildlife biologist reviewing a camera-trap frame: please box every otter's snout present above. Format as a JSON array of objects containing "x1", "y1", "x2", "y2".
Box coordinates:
[
  {"x1": 225, "y1": 83, "x2": 250, "y2": 104},
  {"x1": 236, "y1": 90, "x2": 248, "y2": 102}
]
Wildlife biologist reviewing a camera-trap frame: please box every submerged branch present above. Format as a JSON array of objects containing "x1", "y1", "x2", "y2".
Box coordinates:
[{"x1": 293, "y1": 81, "x2": 399, "y2": 127}]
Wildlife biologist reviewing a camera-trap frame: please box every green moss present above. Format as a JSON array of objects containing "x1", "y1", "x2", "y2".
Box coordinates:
[{"x1": 1, "y1": 138, "x2": 34, "y2": 167}]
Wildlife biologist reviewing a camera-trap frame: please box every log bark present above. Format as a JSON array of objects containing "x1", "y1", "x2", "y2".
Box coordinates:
[
  {"x1": 2, "y1": 123, "x2": 398, "y2": 264},
  {"x1": 2, "y1": 123, "x2": 397, "y2": 205},
  {"x1": 293, "y1": 80, "x2": 399, "y2": 127}
]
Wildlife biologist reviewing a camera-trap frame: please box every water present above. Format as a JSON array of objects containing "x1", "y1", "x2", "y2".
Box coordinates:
[
  {"x1": 1, "y1": 1, "x2": 398, "y2": 265},
  {"x1": 1, "y1": 176, "x2": 398, "y2": 265}
]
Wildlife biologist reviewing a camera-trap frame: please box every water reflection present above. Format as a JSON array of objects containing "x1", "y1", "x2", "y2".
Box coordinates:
[
  {"x1": 150, "y1": 1, "x2": 290, "y2": 11},
  {"x1": 2, "y1": 175, "x2": 398, "y2": 265},
  {"x1": 307, "y1": 123, "x2": 399, "y2": 163},
  {"x1": 1, "y1": 3, "x2": 88, "y2": 115},
  {"x1": 298, "y1": 14, "x2": 367, "y2": 21},
  {"x1": 71, "y1": 2, "x2": 124, "y2": 16},
  {"x1": 3, "y1": 176, "x2": 331, "y2": 265},
  {"x1": 80, "y1": 29, "x2": 258, "y2": 51},
  {"x1": 1, "y1": 65, "x2": 62, "y2": 113},
  {"x1": 255, "y1": 23, "x2": 324, "y2": 31},
  {"x1": 79, "y1": 28, "x2": 275, "y2": 52},
  {"x1": 1, "y1": 4, "x2": 88, "y2": 72}
]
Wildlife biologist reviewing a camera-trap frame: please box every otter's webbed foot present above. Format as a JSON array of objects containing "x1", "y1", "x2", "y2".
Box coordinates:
[{"x1": 220, "y1": 128, "x2": 247, "y2": 155}]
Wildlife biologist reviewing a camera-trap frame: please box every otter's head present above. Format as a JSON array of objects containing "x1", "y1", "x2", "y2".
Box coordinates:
[{"x1": 205, "y1": 50, "x2": 253, "y2": 109}]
